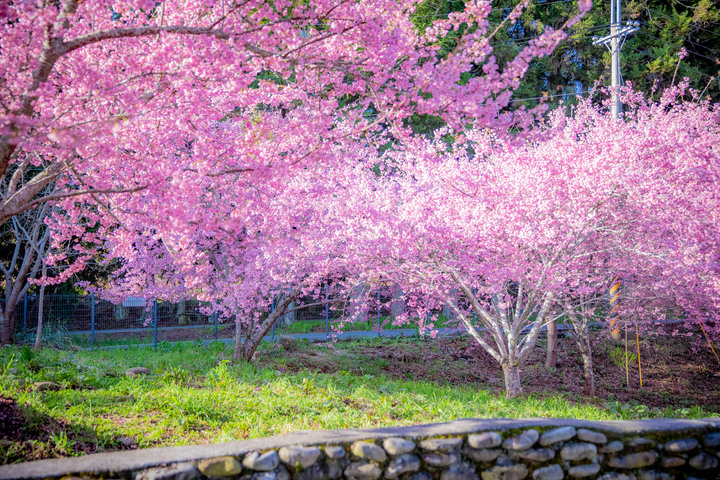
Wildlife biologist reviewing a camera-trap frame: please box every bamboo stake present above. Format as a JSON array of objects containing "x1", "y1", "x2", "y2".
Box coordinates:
[
  {"x1": 635, "y1": 323, "x2": 642, "y2": 387},
  {"x1": 625, "y1": 322, "x2": 630, "y2": 389},
  {"x1": 699, "y1": 323, "x2": 720, "y2": 363}
]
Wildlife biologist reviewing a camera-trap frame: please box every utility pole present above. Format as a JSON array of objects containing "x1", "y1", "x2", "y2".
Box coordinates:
[
  {"x1": 593, "y1": 1, "x2": 640, "y2": 340},
  {"x1": 592, "y1": 0, "x2": 640, "y2": 119}
]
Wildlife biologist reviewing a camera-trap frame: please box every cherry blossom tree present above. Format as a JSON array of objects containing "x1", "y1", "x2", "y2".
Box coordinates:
[
  {"x1": 95, "y1": 143, "x2": 381, "y2": 361},
  {"x1": 336, "y1": 88, "x2": 720, "y2": 398},
  {"x1": 1, "y1": 0, "x2": 596, "y2": 342},
  {"x1": 0, "y1": 203, "x2": 51, "y2": 344},
  {"x1": 0, "y1": 0, "x2": 590, "y2": 224}
]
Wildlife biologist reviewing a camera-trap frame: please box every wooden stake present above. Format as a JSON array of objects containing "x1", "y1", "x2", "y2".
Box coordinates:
[
  {"x1": 700, "y1": 323, "x2": 720, "y2": 363},
  {"x1": 635, "y1": 323, "x2": 642, "y2": 387},
  {"x1": 625, "y1": 322, "x2": 630, "y2": 389}
]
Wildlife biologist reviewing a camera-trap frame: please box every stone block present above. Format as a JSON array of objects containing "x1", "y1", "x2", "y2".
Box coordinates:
[
  {"x1": 626, "y1": 438, "x2": 655, "y2": 450},
  {"x1": 597, "y1": 474, "x2": 636, "y2": 480},
  {"x1": 197, "y1": 456, "x2": 243, "y2": 477},
  {"x1": 384, "y1": 454, "x2": 420, "y2": 479},
  {"x1": 513, "y1": 448, "x2": 555, "y2": 463},
  {"x1": 351, "y1": 442, "x2": 387, "y2": 463},
  {"x1": 636, "y1": 471, "x2": 674, "y2": 480},
  {"x1": 325, "y1": 446, "x2": 347, "y2": 460},
  {"x1": 575, "y1": 429, "x2": 607, "y2": 445},
  {"x1": 660, "y1": 457, "x2": 685, "y2": 468},
  {"x1": 663, "y1": 438, "x2": 698, "y2": 453},
  {"x1": 539, "y1": 427, "x2": 576, "y2": 447},
  {"x1": 240, "y1": 467, "x2": 291, "y2": 480},
  {"x1": 600, "y1": 441, "x2": 624, "y2": 454},
  {"x1": 607, "y1": 451, "x2": 657, "y2": 469},
  {"x1": 441, "y1": 465, "x2": 479, "y2": 480},
  {"x1": 480, "y1": 464, "x2": 528, "y2": 480},
  {"x1": 383, "y1": 438, "x2": 415, "y2": 456},
  {"x1": 344, "y1": 462, "x2": 382, "y2": 480},
  {"x1": 503, "y1": 430, "x2": 540, "y2": 451},
  {"x1": 688, "y1": 452, "x2": 718, "y2": 470},
  {"x1": 244, "y1": 451, "x2": 280, "y2": 471},
  {"x1": 295, "y1": 462, "x2": 343, "y2": 480},
  {"x1": 532, "y1": 464, "x2": 564, "y2": 480},
  {"x1": 135, "y1": 462, "x2": 199, "y2": 480},
  {"x1": 420, "y1": 438, "x2": 463, "y2": 452},
  {"x1": 468, "y1": 432, "x2": 502, "y2": 449},
  {"x1": 559, "y1": 443, "x2": 597, "y2": 462},
  {"x1": 279, "y1": 446, "x2": 322, "y2": 469},
  {"x1": 567, "y1": 464, "x2": 599, "y2": 478},
  {"x1": 704, "y1": 433, "x2": 720, "y2": 448},
  {"x1": 422, "y1": 452, "x2": 459, "y2": 467},
  {"x1": 464, "y1": 448, "x2": 503, "y2": 463}
]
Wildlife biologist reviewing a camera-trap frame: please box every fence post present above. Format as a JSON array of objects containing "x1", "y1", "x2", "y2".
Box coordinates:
[
  {"x1": 23, "y1": 294, "x2": 28, "y2": 334},
  {"x1": 377, "y1": 290, "x2": 381, "y2": 337},
  {"x1": 90, "y1": 292, "x2": 95, "y2": 348},
  {"x1": 325, "y1": 286, "x2": 330, "y2": 340},
  {"x1": 213, "y1": 312, "x2": 218, "y2": 342},
  {"x1": 153, "y1": 299, "x2": 158, "y2": 349}
]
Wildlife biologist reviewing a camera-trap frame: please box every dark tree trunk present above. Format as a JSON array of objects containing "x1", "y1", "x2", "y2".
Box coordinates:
[
  {"x1": 1, "y1": 306, "x2": 16, "y2": 345},
  {"x1": 545, "y1": 318, "x2": 558, "y2": 369}
]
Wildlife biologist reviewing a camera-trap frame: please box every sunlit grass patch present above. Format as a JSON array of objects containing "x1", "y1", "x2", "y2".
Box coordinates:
[{"x1": 0, "y1": 337, "x2": 715, "y2": 464}]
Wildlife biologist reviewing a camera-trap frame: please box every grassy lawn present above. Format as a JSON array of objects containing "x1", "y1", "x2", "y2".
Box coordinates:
[
  {"x1": 0, "y1": 335, "x2": 716, "y2": 464},
  {"x1": 276, "y1": 317, "x2": 421, "y2": 335}
]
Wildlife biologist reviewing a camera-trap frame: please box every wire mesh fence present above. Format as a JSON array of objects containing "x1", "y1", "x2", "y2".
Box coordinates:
[{"x1": 11, "y1": 293, "x2": 443, "y2": 349}]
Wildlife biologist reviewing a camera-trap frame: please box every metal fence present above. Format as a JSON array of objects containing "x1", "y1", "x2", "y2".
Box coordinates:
[{"x1": 13, "y1": 293, "x2": 428, "y2": 348}]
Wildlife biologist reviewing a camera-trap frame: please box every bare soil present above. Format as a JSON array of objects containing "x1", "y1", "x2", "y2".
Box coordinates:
[{"x1": 259, "y1": 333, "x2": 720, "y2": 411}]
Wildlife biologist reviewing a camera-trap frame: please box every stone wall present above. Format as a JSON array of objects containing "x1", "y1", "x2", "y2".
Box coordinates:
[{"x1": 1, "y1": 418, "x2": 719, "y2": 480}]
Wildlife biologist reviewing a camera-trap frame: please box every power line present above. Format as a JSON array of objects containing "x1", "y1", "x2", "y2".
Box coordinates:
[
  {"x1": 409, "y1": 0, "x2": 577, "y2": 20},
  {"x1": 645, "y1": 7, "x2": 720, "y2": 41},
  {"x1": 636, "y1": 19, "x2": 720, "y2": 63}
]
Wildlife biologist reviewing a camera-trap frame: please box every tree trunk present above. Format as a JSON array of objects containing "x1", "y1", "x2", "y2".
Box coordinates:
[
  {"x1": 545, "y1": 318, "x2": 558, "y2": 369},
  {"x1": 502, "y1": 361, "x2": 524, "y2": 398},
  {"x1": 177, "y1": 299, "x2": 189, "y2": 326},
  {"x1": 580, "y1": 332, "x2": 595, "y2": 396},
  {"x1": 238, "y1": 324, "x2": 267, "y2": 363},
  {"x1": 34, "y1": 283, "x2": 46, "y2": 351},
  {"x1": 232, "y1": 294, "x2": 296, "y2": 363},
  {"x1": 233, "y1": 320, "x2": 244, "y2": 362},
  {"x1": 1, "y1": 305, "x2": 16, "y2": 345},
  {"x1": 390, "y1": 285, "x2": 404, "y2": 319}
]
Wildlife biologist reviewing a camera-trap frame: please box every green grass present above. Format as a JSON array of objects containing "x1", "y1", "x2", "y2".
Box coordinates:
[
  {"x1": 276, "y1": 315, "x2": 459, "y2": 335},
  {"x1": 0, "y1": 337, "x2": 714, "y2": 464}
]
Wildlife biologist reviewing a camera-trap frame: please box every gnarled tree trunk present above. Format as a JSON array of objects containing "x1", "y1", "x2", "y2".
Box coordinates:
[{"x1": 233, "y1": 294, "x2": 297, "y2": 363}]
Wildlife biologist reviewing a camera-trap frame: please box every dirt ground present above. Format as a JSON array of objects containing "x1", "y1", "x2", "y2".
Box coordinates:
[{"x1": 261, "y1": 333, "x2": 720, "y2": 412}]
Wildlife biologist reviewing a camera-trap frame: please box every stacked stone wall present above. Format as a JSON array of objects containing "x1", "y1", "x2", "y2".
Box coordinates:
[{"x1": 0, "y1": 419, "x2": 718, "y2": 480}]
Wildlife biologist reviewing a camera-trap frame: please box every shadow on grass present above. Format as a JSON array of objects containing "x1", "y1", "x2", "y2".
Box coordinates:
[{"x1": 0, "y1": 395, "x2": 132, "y2": 465}]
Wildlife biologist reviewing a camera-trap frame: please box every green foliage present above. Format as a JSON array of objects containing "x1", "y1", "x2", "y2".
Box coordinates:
[
  {"x1": 606, "y1": 344, "x2": 638, "y2": 370},
  {"x1": 409, "y1": 0, "x2": 720, "y2": 117},
  {"x1": 17, "y1": 319, "x2": 73, "y2": 350}
]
